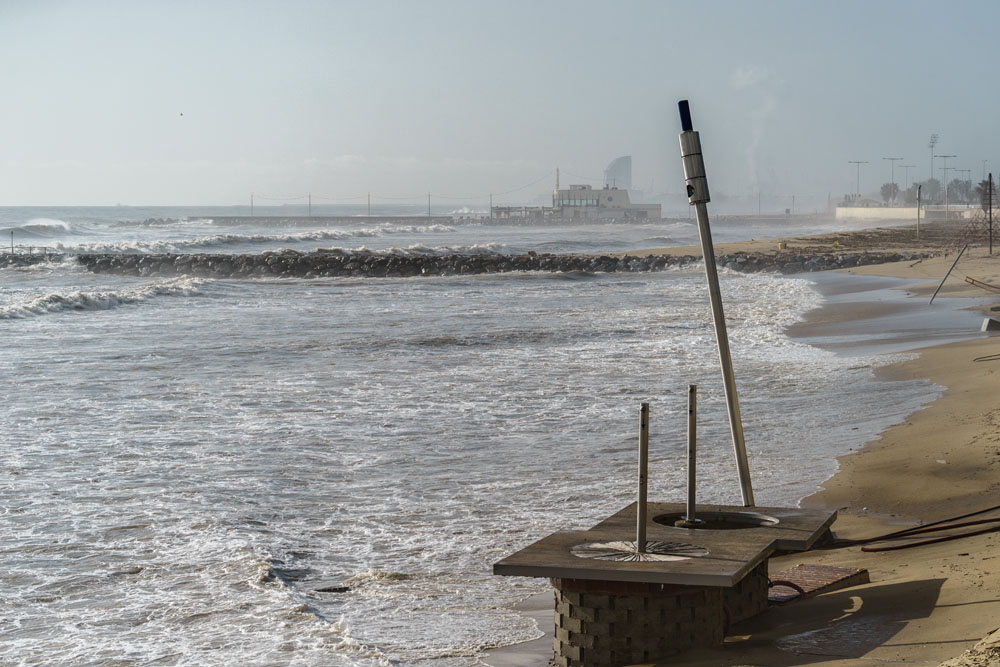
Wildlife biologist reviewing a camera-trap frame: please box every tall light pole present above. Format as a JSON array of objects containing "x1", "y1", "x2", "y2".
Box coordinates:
[
  {"x1": 848, "y1": 160, "x2": 868, "y2": 198},
  {"x1": 883, "y1": 157, "x2": 903, "y2": 204},
  {"x1": 899, "y1": 164, "x2": 916, "y2": 193},
  {"x1": 936, "y1": 154, "x2": 956, "y2": 209},
  {"x1": 957, "y1": 169, "x2": 971, "y2": 204},
  {"x1": 928, "y1": 133, "x2": 939, "y2": 181}
]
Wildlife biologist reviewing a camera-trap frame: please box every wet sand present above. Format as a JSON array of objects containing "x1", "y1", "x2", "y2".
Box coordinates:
[{"x1": 486, "y1": 224, "x2": 1000, "y2": 666}]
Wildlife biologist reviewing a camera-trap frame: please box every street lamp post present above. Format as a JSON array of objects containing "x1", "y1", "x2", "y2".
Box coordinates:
[
  {"x1": 848, "y1": 161, "x2": 868, "y2": 199},
  {"x1": 936, "y1": 154, "x2": 956, "y2": 210},
  {"x1": 957, "y1": 169, "x2": 971, "y2": 204},
  {"x1": 883, "y1": 157, "x2": 903, "y2": 204},
  {"x1": 899, "y1": 164, "x2": 916, "y2": 194},
  {"x1": 929, "y1": 133, "x2": 939, "y2": 181}
]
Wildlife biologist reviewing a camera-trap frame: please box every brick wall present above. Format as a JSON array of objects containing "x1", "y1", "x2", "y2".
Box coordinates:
[
  {"x1": 550, "y1": 579, "x2": 724, "y2": 667},
  {"x1": 723, "y1": 561, "x2": 769, "y2": 623}
]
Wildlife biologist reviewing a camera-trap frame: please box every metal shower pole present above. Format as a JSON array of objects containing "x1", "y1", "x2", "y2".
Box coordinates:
[
  {"x1": 677, "y1": 100, "x2": 754, "y2": 507},
  {"x1": 636, "y1": 403, "x2": 649, "y2": 552},
  {"x1": 686, "y1": 385, "x2": 698, "y2": 522}
]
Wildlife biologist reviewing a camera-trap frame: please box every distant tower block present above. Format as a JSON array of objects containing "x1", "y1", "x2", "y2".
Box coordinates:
[{"x1": 605, "y1": 156, "x2": 632, "y2": 190}]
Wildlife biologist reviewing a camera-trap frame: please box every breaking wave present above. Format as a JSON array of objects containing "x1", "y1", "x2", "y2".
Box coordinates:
[
  {"x1": 0, "y1": 276, "x2": 208, "y2": 319},
  {"x1": 53, "y1": 225, "x2": 456, "y2": 254},
  {"x1": 0, "y1": 218, "x2": 81, "y2": 239},
  {"x1": 375, "y1": 242, "x2": 505, "y2": 256}
]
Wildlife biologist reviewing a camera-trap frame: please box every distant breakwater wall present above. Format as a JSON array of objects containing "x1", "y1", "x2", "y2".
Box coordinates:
[{"x1": 4, "y1": 249, "x2": 930, "y2": 279}]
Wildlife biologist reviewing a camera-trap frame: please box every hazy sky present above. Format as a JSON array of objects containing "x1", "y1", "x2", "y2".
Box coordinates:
[{"x1": 2, "y1": 0, "x2": 998, "y2": 206}]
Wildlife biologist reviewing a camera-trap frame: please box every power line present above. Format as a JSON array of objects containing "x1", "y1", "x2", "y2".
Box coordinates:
[
  {"x1": 253, "y1": 193, "x2": 309, "y2": 201},
  {"x1": 248, "y1": 169, "x2": 558, "y2": 207},
  {"x1": 560, "y1": 168, "x2": 603, "y2": 184},
  {"x1": 312, "y1": 194, "x2": 367, "y2": 202}
]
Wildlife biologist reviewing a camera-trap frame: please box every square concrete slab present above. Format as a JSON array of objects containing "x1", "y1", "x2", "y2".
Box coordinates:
[
  {"x1": 493, "y1": 503, "x2": 836, "y2": 587},
  {"x1": 592, "y1": 502, "x2": 837, "y2": 552}
]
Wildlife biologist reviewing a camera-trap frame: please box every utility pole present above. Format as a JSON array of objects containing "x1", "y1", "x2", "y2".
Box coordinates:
[
  {"x1": 883, "y1": 157, "x2": 903, "y2": 204},
  {"x1": 427, "y1": 193, "x2": 431, "y2": 217},
  {"x1": 367, "y1": 192, "x2": 371, "y2": 218},
  {"x1": 849, "y1": 160, "x2": 868, "y2": 197},
  {"x1": 308, "y1": 193, "x2": 312, "y2": 217},
  {"x1": 928, "y1": 133, "x2": 939, "y2": 181}
]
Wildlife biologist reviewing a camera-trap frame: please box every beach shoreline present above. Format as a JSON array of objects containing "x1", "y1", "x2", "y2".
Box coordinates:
[{"x1": 485, "y1": 227, "x2": 1000, "y2": 666}]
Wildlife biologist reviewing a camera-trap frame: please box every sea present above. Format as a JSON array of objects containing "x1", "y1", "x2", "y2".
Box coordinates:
[{"x1": 0, "y1": 206, "x2": 985, "y2": 665}]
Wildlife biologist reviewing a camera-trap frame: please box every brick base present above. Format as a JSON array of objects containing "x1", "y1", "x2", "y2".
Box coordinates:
[
  {"x1": 723, "y1": 561, "x2": 769, "y2": 623},
  {"x1": 549, "y1": 579, "x2": 724, "y2": 667}
]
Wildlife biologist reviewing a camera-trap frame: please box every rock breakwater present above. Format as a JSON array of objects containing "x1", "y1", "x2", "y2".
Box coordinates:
[
  {"x1": 58, "y1": 249, "x2": 936, "y2": 279},
  {"x1": 0, "y1": 249, "x2": 935, "y2": 278}
]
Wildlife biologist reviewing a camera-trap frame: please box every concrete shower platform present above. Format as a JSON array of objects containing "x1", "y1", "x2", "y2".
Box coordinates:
[
  {"x1": 493, "y1": 503, "x2": 836, "y2": 666},
  {"x1": 494, "y1": 502, "x2": 836, "y2": 587}
]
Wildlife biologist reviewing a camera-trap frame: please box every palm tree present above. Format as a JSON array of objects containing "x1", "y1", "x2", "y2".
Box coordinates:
[{"x1": 975, "y1": 179, "x2": 997, "y2": 212}]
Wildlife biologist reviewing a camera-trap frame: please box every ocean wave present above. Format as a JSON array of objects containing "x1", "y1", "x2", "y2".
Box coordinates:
[
  {"x1": 0, "y1": 218, "x2": 78, "y2": 239},
  {"x1": 641, "y1": 236, "x2": 677, "y2": 245},
  {"x1": 115, "y1": 217, "x2": 215, "y2": 227},
  {"x1": 53, "y1": 225, "x2": 457, "y2": 254},
  {"x1": 312, "y1": 242, "x2": 506, "y2": 256},
  {"x1": 0, "y1": 276, "x2": 208, "y2": 319},
  {"x1": 447, "y1": 206, "x2": 483, "y2": 216},
  {"x1": 383, "y1": 242, "x2": 504, "y2": 255},
  {"x1": 0, "y1": 255, "x2": 85, "y2": 276}
]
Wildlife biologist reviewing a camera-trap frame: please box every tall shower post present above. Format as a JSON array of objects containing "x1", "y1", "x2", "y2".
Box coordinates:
[
  {"x1": 636, "y1": 403, "x2": 649, "y2": 553},
  {"x1": 677, "y1": 100, "x2": 754, "y2": 507},
  {"x1": 686, "y1": 385, "x2": 698, "y2": 522}
]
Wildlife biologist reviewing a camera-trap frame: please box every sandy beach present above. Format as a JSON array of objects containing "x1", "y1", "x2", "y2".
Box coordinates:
[{"x1": 487, "y1": 221, "x2": 1000, "y2": 666}]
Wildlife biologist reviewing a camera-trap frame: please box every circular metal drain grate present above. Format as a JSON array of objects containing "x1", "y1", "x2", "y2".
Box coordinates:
[{"x1": 570, "y1": 540, "x2": 709, "y2": 562}]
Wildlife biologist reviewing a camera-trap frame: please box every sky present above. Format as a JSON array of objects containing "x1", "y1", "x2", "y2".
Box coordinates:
[{"x1": 1, "y1": 0, "x2": 998, "y2": 207}]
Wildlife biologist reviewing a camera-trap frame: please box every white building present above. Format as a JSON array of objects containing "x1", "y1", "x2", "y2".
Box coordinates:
[
  {"x1": 491, "y1": 167, "x2": 661, "y2": 222},
  {"x1": 551, "y1": 183, "x2": 661, "y2": 220}
]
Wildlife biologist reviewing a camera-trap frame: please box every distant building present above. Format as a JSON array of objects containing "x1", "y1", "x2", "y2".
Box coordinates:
[
  {"x1": 491, "y1": 168, "x2": 661, "y2": 222},
  {"x1": 604, "y1": 156, "x2": 632, "y2": 190},
  {"x1": 551, "y1": 183, "x2": 660, "y2": 220}
]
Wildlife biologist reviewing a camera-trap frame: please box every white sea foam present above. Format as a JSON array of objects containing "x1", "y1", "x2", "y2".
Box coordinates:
[
  {"x1": 53, "y1": 225, "x2": 456, "y2": 254},
  {"x1": 23, "y1": 218, "x2": 72, "y2": 232},
  {"x1": 0, "y1": 211, "x2": 970, "y2": 666},
  {"x1": 0, "y1": 276, "x2": 207, "y2": 318},
  {"x1": 0, "y1": 218, "x2": 78, "y2": 239}
]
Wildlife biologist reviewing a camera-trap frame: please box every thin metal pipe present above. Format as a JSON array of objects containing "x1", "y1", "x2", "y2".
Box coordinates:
[
  {"x1": 694, "y1": 202, "x2": 754, "y2": 506},
  {"x1": 636, "y1": 402, "x2": 649, "y2": 552},
  {"x1": 930, "y1": 244, "x2": 967, "y2": 305},
  {"x1": 686, "y1": 385, "x2": 697, "y2": 522},
  {"x1": 678, "y1": 99, "x2": 754, "y2": 507}
]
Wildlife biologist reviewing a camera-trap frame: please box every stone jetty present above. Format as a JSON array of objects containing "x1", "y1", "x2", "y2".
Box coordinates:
[{"x1": 0, "y1": 249, "x2": 934, "y2": 279}]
